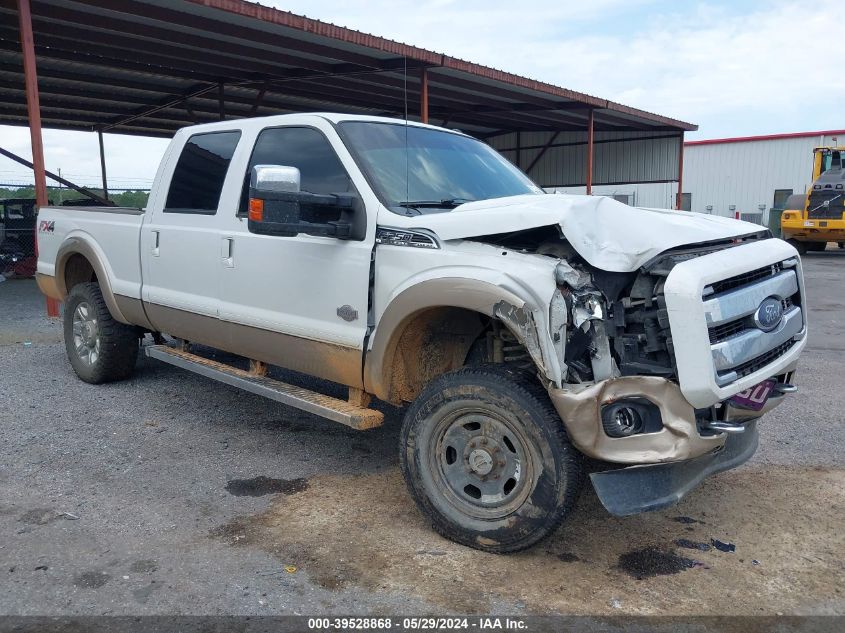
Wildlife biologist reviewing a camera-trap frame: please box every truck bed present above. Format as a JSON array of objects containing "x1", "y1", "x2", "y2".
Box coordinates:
[{"x1": 35, "y1": 205, "x2": 146, "y2": 300}]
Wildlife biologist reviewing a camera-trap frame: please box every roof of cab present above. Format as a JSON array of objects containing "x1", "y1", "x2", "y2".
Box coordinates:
[{"x1": 173, "y1": 112, "x2": 468, "y2": 136}]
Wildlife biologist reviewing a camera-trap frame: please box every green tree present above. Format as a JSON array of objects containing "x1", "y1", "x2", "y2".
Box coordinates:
[{"x1": 0, "y1": 186, "x2": 149, "y2": 208}]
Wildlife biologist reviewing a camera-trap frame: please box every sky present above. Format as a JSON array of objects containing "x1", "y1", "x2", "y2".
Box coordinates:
[{"x1": 0, "y1": 0, "x2": 839, "y2": 189}]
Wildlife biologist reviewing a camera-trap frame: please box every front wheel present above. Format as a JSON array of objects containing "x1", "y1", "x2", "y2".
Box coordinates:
[
  {"x1": 399, "y1": 366, "x2": 584, "y2": 553},
  {"x1": 63, "y1": 282, "x2": 139, "y2": 384}
]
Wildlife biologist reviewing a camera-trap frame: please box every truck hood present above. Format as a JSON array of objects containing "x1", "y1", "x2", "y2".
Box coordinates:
[{"x1": 418, "y1": 194, "x2": 766, "y2": 272}]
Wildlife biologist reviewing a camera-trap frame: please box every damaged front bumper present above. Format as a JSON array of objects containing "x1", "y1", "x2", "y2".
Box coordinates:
[
  {"x1": 547, "y1": 376, "x2": 725, "y2": 465},
  {"x1": 547, "y1": 373, "x2": 790, "y2": 464},
  {"x1": 590, "y1": 422, "x2": 759, "y2": 516},
  {"x1": 546, "y1": 372, "x2": 793, "y2": 516}
]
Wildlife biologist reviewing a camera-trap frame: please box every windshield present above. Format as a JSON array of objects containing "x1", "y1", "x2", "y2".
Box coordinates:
[{"x1": 338, "y1": 121, "x2": 542, "y2": 212}]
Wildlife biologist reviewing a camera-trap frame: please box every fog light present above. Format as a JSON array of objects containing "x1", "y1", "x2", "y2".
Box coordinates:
[{"x1": 602, "y1": 404, "x2": 643, "y2": 437}]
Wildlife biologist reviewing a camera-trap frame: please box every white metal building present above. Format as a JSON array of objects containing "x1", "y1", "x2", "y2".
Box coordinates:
[{"x1": 548, "y1": 129, "x2": 845, "y2": 221}]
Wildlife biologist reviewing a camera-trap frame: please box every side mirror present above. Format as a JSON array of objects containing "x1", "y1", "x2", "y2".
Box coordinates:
[
  {"x1": 252, "y1": 164, "x2": 301, "y2": 193},
  {"x1": 247, "y1": 164, "x2": 355, "y2": 238}
]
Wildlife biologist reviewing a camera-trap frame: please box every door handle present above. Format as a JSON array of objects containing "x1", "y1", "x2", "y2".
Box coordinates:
[
  {"x1": 151, "y1": 230, "x2": 160, "y2": 257},
  {"x1": 221, "y1": 237, "x2": 234, "y2": 268}
]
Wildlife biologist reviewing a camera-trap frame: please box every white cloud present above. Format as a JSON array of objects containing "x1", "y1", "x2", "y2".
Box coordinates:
[
  {"x1": 272, "y1": 0, "x2": 841, "y2": 134},
  {"x1": 0, "y1": 126, "x2": 168, "y2": 189}
]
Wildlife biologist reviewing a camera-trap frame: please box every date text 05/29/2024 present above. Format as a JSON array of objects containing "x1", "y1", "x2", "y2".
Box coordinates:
[{"x1": 306, "y1": 617, "x2": 527, "y2": 630}]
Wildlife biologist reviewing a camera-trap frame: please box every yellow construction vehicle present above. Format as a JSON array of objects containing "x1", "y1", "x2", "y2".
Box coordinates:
[{"x1": 781, "y1": 146, "x2": 845, "y2": 254}]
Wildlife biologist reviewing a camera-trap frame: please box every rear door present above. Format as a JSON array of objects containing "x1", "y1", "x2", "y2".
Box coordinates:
[{"x1": 140, "y1": 129, "x2": 242, "y2": 340}]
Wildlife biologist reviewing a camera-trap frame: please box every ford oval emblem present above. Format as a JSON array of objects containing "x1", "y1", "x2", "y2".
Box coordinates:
[{"x1": 754, "y1": 297, "x2": 784, "y2": 332}]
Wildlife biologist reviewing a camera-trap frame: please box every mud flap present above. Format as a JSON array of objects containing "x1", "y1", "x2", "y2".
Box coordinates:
[{"x1": 590, "y1": 422, "x2": 759, "y2": 516}]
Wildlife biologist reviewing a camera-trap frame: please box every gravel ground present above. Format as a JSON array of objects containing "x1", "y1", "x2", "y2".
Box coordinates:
[{"x1": 0, "y1": 251, "x2": 843, "y2": 616}]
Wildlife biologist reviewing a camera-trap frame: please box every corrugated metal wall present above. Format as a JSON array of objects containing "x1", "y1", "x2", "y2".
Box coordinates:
[
  {"x1": 548, "y1": 182, "x2": 678, "y2": 208},
  {"x1": 488, "y1": 129, "x2": 837, "y2": 219},
  {"x1": 681, "y1": 134, "x2": 842, "y2": 218},
  {"x1": 488, "y1": 130, "x2": 682, "y2": 187}
]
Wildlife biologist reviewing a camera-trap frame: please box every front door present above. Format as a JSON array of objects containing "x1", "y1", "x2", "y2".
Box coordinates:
[{"x1": 216, "y1": 124, "x2": 374, "y2": 387}]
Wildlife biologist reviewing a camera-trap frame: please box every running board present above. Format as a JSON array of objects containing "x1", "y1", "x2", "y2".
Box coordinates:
[{"x1": 145, "y1": 345, "x2": 383, "y2": 430}]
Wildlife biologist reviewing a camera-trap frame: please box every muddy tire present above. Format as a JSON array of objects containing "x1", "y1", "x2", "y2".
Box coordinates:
[
  {"x1": 399, "y1": 365, "x2": 584, "y2": 553},
  {"x1": 786, "y1": 239, "x2": 807, "y2": 255},
  {"x1": 63, "y1": 282, "x2": 139, "y2": 384}
]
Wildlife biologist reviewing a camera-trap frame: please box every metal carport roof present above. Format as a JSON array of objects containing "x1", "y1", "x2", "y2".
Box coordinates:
[{"x1": 0, "y1": 0, "x2": 696, "y2": 139}]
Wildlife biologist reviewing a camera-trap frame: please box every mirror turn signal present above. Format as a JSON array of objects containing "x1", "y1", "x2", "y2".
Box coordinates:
[{"x1": 248, "y1": 198, "x2": 264, "y2": 222}]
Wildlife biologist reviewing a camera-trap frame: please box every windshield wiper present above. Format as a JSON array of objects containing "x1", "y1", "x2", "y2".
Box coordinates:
[{"x1": 397, "y1": 198, "x2": 475, "y2": 209}]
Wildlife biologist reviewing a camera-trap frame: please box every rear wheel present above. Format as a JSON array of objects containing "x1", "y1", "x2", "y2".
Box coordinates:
[
  {"x1": 786, "y1": 239, "x2": 807, "y2": 255},
  {"x1": 399, "y1": 365, "x2": 584, "y2": 553},
  {"x1": 63, "y1": 282, "x2": 139, "y2": 384}
]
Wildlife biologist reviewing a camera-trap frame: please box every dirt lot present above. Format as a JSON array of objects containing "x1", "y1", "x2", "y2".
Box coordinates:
[{"x1": 0, "y1": 251, "x2": 843, "y2": 616}]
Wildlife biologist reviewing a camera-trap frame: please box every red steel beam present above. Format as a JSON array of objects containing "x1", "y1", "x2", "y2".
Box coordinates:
[
  {"x1": 676, "y1": 132, "x2": 685, "y2": 210},
  {"x1": 16, "y1": 0, "x2": 46, "y2": 206},
  {"x1": 586, "y1": 109, "x2": 594, "y2": 195},
  {"x1": 15, "y1": 0, "x2": 57, "y2": 316},
  {"x1": 420, "y1": 67, "x2": 429, "y2": 124}
]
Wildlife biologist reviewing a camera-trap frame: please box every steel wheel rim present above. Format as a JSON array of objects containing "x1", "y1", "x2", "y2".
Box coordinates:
[
  {"x1": 72, "y1": 301, "x2": 100, "y2": 366},
  {"x1": 428, "y1": 406, "x2": 537, "y2": 520}
]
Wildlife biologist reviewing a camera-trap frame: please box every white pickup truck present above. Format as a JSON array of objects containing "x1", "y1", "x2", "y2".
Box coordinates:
[{"x1": 37, "y1": 113, "x2": 807, "y2": 553}]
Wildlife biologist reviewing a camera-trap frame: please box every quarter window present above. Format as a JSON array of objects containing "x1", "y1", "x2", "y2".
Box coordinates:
[{"x1": 165, "y1": 131, "x2": 241, "y2": 214}]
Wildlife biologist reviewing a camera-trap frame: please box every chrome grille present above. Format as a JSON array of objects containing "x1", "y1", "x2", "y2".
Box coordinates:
[
  {"x1": 707, "y1": 291, "x2": 799, "y2": 345},
  {"x1": 708, "y1": 320, "x2": 745, "y2": 344},
  {"x1": 728, "y1": 341, "x2": 795, "y2": 380},
  {"x1": 703, "y1": 257, "x2": 805, "y2": 387},
  {"x1": 708, "y1": 262, "x2": 783, "y2": 295}
]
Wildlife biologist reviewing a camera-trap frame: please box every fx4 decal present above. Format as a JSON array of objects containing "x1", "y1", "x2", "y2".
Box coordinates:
[{"x1": 38, "y1": 220, "x2": 55, "y2": 233}]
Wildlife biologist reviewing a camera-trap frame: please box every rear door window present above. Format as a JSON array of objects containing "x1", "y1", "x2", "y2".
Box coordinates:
[{"x1": 165, "y1": 131, "x2": 241, "y2": 214}]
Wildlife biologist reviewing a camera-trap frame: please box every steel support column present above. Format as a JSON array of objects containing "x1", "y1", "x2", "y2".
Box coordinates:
[
  {"x1": 676, "y1": 132, "x2": 685, "y2": 210},
  {"x1": 420, "y1": 67, "x2": 429, "y2": 124},
  {"x1": 586, "y1": 109, "x2": 594, "y2": 195},
  {"x1": 97, "y1": 130, "x2": 108, "y2": 201},
  {"x1": 17, "y1": 0, "x2": 59, "y2": 316},
  {"x1": 16, "y1": 0, "x2": 47, "y2": 207}
]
